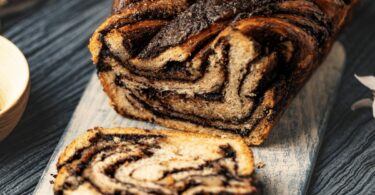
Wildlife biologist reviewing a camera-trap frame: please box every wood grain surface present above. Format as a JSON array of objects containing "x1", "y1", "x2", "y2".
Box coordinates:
[{"x1": 0, "y1": 0, "x2": 374, "y2": 195}]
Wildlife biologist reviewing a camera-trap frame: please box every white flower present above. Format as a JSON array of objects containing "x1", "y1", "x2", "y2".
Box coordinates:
[{"x1": 351, "y1": 74, "x2": 375, "y2": 118}]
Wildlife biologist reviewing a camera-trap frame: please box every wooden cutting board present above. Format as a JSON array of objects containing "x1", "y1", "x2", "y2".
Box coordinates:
[{"x1": 33, "y1": 42, "x2": 345, "y2": 195}]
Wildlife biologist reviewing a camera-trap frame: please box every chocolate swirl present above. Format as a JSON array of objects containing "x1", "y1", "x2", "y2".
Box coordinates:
[
  {"x1": 54, "y1": 128, "x2": 261, "y2": 195},
  {"x1": 89, "y1": 0, "x2": 358, "y2": 145}
]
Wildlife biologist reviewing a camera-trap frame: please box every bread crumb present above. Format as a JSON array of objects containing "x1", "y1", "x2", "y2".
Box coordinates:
[{"x1": 256, "y1": 161, "x2": 266, "y2": 169}]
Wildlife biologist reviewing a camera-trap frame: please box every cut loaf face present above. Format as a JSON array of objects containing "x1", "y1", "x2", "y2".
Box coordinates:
[
  {"x1": 54, "y1": 128, "x2": 262, "y2": 195},
  {"x1": 89, "y1": 0, "x2": 358, "y2": 144}
]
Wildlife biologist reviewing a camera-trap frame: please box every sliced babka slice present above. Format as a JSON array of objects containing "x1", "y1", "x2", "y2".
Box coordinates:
[
  {"x1": 89, "y1": 0, "x2": 358, "y2": 145},
  {"x1": 53, "y1": 127, "x2": 262, "y2": 195}
]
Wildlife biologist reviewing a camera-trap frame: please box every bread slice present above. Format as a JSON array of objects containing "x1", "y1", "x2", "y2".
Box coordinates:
[
  {"x1": 89, "y1": 0, "x2": 358, "y2": 145},
  {"x1": 54, "y1": 127, "x2": 262, "y2": 195}
]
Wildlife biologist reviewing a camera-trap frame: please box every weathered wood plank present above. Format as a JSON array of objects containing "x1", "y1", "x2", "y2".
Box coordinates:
[{"x1": 33, "y1": 42, "x2": 345, "y2": 195}]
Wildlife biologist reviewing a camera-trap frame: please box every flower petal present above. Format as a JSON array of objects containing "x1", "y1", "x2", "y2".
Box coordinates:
[
  {"x1": 351, "y1": 98, "x2": 373, "y2": 111},
  {"x1": 355, "y1": 74, "x2": 375, "y2": 91}
]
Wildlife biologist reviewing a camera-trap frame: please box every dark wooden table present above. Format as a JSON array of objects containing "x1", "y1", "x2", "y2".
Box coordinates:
[{"x1": 0, "y1": 0, "x2": 374, "y2": 194}]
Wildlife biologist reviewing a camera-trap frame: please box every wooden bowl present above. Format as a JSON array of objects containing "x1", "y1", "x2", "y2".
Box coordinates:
[{"x1": 0, "y1": 36, "x2": 30, "y2": 142}]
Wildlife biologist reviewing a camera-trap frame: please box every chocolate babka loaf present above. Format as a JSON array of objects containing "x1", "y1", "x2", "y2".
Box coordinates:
[
  {"x1": 54, "y1": 128, "x2": 262, "y2": 195},
  {"x1": 89, "y1": 0, "x2": 358, "y2": 145}
]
